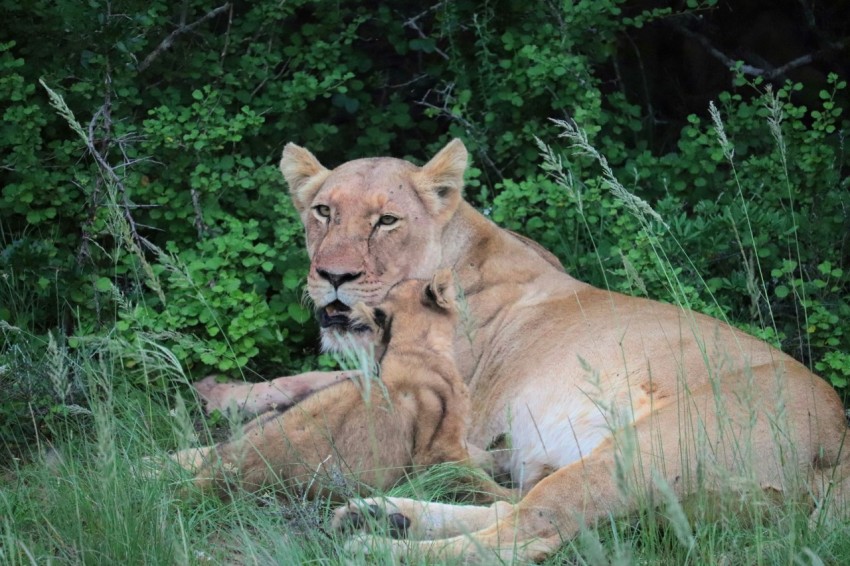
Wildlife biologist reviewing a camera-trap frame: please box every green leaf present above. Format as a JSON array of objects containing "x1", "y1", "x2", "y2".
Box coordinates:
[
  {"x1": 287, "y1": 303, "x2": 312, "y2": 324},
  {"x1": 283, "y1": 270, "x2": 302, "y2": 290}
]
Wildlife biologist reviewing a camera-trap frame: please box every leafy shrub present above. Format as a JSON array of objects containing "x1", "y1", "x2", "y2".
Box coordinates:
[{"x1": 1, "y1": 0, "x2": 847, "y2": 446}]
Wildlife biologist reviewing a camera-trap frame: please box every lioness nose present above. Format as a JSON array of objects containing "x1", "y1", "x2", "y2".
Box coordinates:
[{"x1": 317, "y1": 269, "x2": 362, "y2": 289}]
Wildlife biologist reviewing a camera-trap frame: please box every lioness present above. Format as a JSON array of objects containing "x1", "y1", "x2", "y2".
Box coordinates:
[
  {"x1": 196, "y1": 140, "x2": 849, "y2": 561},
  {"x1": 176, "y1": 270, "x2": 508, "y2": 502}
]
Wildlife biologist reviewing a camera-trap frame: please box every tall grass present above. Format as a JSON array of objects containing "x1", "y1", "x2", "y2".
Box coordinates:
[
  {"x1": 0, "y1": 331, "x2": 481, "y2": 564},
  {"x1": 2, "y1": 86, "x2": 849, "y2": 565}
]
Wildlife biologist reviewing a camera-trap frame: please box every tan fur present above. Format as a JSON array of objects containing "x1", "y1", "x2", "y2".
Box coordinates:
[
  {"x1": 196, "y1": 140, "x2": 849, "y2": 561},
  {"x1": 176, "y1": 271, "x2": 509, "y2": 503}
]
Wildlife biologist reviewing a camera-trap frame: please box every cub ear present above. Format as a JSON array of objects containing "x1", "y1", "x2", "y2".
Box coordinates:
[
  {"x1": 424, "y1": 268, "x2": 457, "y2": 312},
  {"x1": 412, "y1": 139, "x2": 468, "y2": 221},
  {"x1": 280, "y1": 143, "x2": 330, "y2": 213}
]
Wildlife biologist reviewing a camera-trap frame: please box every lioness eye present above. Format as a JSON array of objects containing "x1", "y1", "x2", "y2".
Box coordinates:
[
  {"x1": 314, "y1": 205, "x2": 330, "y2": 218},
  {"x1": 378, "y1": 215, "x2": 398, "y2": 226}
]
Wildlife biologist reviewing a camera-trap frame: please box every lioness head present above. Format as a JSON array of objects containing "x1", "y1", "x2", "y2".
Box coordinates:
[
  {"x1": 281, "y1": 140, "x2": 467, "y2": 352},
  {"x1": 347, "y1": 269, "x2": 459, "y2": 358}
]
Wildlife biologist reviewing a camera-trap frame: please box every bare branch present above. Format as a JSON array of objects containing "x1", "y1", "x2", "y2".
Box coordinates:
[
  {"x1": 668, "y1": 22, "x2": 765, "y2": 77},
  {"x1": 138, "y1": 3, "x2": 230, "y2": 72},
  {"x1": 669, "y1": 19, "x2": 848, "y2": 82},
  {"x1": 761, "y1": 40, "x2": 846, "y2": 80}
]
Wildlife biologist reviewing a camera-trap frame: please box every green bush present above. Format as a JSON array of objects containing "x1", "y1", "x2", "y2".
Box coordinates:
[{"x1": 1, "y1": 1, "x2": 848, "y2": 446}]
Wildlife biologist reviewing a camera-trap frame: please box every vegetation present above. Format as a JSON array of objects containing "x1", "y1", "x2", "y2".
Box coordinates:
[{"x1": 1, "y1": 0, "x2": 849, "y2": 563}]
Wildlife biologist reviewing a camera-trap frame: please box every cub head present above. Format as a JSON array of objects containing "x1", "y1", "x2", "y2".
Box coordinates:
[
  {"x1": 281, "y1": 140, "x2": 468, "y2": 353},
  {"x1": 347, "y1": 269, "x2": 459, "y2": 358}
]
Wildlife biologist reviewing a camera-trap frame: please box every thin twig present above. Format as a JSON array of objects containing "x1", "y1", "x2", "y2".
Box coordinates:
[
  {"x1": 623, "y1": 31, "x2": 656, "y2": 129},
  {"x1": 404, "y1": 1, "x2": 448, "y2": 27},
  {"x1": 178, "y1": 0, "x2": 189, "y2": 27},
  {"x1": 250, "y1": 49, "x2": 291, "y2": 100},
  {"x1": 190, "y1": 188, "x2": 208, "y2": 238},
  {"x1": 796, "y1": 0, "x2": 817, "y2": 34},
  {"x1": 219, "y1": 2, "x2": 234, "y2": 65},
  {"x1": 138, "y1": 3, "x2": 230, "y2": 72},
  {"x1": 387, "y1": 73, "x2": 428, "y2": 89},
  {"x1": 75, "y1": 176, "x2": 100, "y2": 265},
  {"x1": 80, "y1": 75, "x2": 157, "y2": 253},
  {"x1": 416, "y1": 84, "x2": 504, "y2": 179},
  {"x1": 77, "y1": 70, "x2": 115, "y2": 266},
  {"x1": 402, "y1": 3, "x2": 450, "y2": 61}
]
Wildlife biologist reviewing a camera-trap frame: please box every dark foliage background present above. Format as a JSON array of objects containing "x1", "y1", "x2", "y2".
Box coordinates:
[{"x1": 1, "y1": 0, "x2": 848, "y2": 445}]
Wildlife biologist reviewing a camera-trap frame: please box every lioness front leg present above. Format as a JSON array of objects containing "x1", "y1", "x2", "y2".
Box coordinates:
[
  {"x1": 338, "y1": 441, "x2": 639, "y2": 563},
  {"x1": 332, "y1": 497, "x2": 516, "y2": 540},
  {"x1": 193, "y1": 370, "x2": 360, "y2": 414}
]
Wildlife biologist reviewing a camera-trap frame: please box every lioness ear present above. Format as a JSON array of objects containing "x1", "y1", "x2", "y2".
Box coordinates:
[
  {"x1": 412, "y1": 139, "x2": 467, "y2": 220},
  {"x1": 425, "y1": 268, "x2": 457, "y2": 312},
  {"x1": 280, "y1": 143, "x2": 329, "y2": 213}
]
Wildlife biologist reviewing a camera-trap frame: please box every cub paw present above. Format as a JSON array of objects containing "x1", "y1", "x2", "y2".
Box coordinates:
[{"x1": 193, "y1": 374, "x2": 248, "y2": 415}]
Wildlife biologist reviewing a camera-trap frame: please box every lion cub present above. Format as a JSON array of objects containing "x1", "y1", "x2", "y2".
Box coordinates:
[{"x1": 178, "y1": 269, "x2": 508, "y2": 502}]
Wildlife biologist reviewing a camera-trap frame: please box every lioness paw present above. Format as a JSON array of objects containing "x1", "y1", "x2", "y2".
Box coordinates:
[{"x1": 332, "y1": 498, "x2": 412, "y2": 539}]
